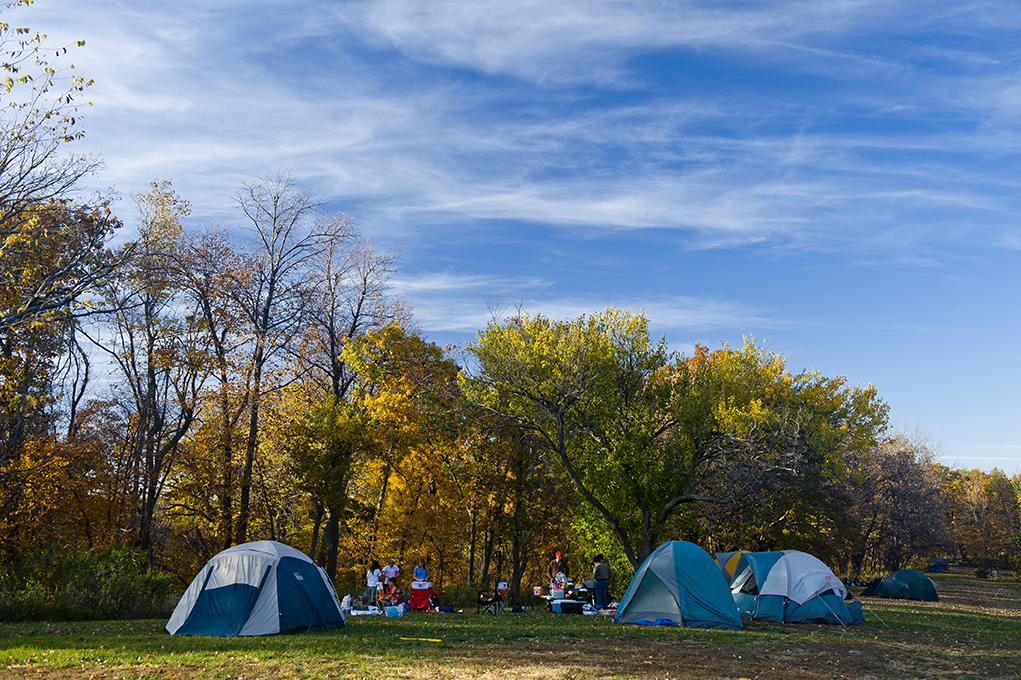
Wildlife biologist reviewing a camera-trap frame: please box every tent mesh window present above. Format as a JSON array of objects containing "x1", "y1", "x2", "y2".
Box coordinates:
[{"x1": 730, "y1": 566, "x2": 759, "y2": 596}]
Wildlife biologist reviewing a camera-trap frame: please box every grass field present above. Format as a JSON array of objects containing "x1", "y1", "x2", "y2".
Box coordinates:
[{"x1": 0, "y1": 569, "x2": 1018, "y2": 679}]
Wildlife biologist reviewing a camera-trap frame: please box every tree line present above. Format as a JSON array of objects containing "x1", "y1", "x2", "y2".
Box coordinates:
[{"x1": 1, "y1": 2, "x2": 1019, "y2": 610}]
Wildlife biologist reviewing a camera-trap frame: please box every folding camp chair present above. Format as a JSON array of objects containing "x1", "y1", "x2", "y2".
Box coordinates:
[
  {"x1": 581, "y1": 578, "x2": 597, "y2": 606},
  {"x1": 477, "y1": 581, "x2": 507, "y2": 614},
  {"x1": 409, "y1": 581, "x2": 442, "y2": 612}
]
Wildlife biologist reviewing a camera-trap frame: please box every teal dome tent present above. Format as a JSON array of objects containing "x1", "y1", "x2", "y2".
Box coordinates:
[
  {"x1": 615, "y1": 541, "x2": 742, "y2": 629},
  {"x1": 729, "y1": 551, "x2": 863, "y2": 625}
]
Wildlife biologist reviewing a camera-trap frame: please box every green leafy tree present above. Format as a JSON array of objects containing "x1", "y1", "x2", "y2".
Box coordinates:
[{"x1": 462, "y1": 308, "x2": 888, "y2": 569}]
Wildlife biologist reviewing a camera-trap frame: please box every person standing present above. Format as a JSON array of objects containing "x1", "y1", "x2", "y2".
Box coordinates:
[
  {"x1": 592, "y1": 554, "x2": 612, "y2": 610},
  {"x1": 548, "y1": 551, "x2": 569, "y2": 582},
  {"x1": 383, "y1": 558, "x2": 400, "y2": 586},
  {"x1": 413, "y1": 558, "x2": 429, "y2": 582},
  {"x1": 364, "y1": 560, "x2": 382, "y2": 605}
]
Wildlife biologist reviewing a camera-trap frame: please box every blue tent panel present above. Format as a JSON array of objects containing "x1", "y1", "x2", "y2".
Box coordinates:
[
  {"x1": 783, "y1": 591, "x2": 860, "y2": 625},
  {"x1": 669, "y1": 542, "x2": 742, "y2": 629},
  {"x1": 277, "y1": 556, "x2": 345, "y2": 633},
  {"x1": 176, "y1": 582, "x2": 266, "y2": 636},
  {"x1": 620, "y1": 568, "x2": 681, "y2": 624}
]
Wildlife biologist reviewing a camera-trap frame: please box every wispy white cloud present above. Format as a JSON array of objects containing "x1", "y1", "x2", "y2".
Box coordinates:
[
  {"x1": 335, "y1": 0, "x2": 900, "y2": 82},
  {"x1": 401, "y1": 275, "x2": 772, "y2": 335},
  {"x1": 20, "y1": 0, "x2": 1018, "y2": 266},
  {"x1": 8, "y1": 0, "x2": 1019, "y2": 469}
]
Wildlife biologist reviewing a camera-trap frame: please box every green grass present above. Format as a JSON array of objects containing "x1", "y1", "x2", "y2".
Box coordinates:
[{"x1": 0, "y1": 570, "x2": 1018, "y2": 679}]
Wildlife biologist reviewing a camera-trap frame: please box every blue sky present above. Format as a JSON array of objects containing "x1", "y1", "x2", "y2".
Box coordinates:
[{"x1": 26, "y1": 1, "x2": 1020, "y2": 472}]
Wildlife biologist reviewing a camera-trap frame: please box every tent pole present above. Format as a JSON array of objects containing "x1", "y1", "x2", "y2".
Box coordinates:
[
  {"x1": 860, "y1": 603, "x2": 890, "y2": 628},
  {"x1": 815, "y1": 594, "x2": 848, "y2": 628}
]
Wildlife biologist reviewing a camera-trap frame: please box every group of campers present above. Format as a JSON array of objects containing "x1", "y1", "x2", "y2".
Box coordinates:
[
  {"x1": 363, "y1": 557, "x2": 430, "y2": 606},
  {"x1": 358, "y1": 550, "x2": 616, "y2": 610},
  {"x1": 548, "y1": 551, "x2": 614, "y2": 611}
]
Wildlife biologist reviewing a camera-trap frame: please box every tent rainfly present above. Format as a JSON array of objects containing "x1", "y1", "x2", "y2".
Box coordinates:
[
  {"x1": 166, "y1": 541, "x2": 345, "y2": 636},
  {"x1": 615, "y1": 541, "x2": 742, "y2": 629}
]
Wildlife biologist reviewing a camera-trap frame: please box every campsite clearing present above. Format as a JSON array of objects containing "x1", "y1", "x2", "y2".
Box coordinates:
[{"x1": 0, "y1": 569, "x2": 1018, "y2": 679}]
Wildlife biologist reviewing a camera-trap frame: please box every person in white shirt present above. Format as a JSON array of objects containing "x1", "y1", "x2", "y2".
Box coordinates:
[
  {"x1": 383, "y1": 559, "x2": 400, "y2": 586},
  {"x1": 364, "y1": 560, "x2": 382, "y2": 605}
]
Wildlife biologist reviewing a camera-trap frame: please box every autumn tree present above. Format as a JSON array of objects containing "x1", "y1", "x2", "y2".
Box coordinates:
[
  {"x1": 167, "y1": 229, "x2": 248, "y2": 551},
  {"x1": 837, "y1": 432, "x2": 951, "y2": 576},
  {"x1": 0, "y1": 201, "x2": 123, "y2": 559},
  {"x1": 282, "y1": 325, "x2": 457, "y2": 582},
  {"x1": 945, "y1": 468, "x2": 1021, "y2": 569},
  {"x1": 230, "y1": 172, "x2": 343, "y2": 545},
  {"x1": 299, "y1": 226, "x2": 410, "y2": 404},
  {"x1": 291, "y1": 223, "x2": 411, "y2": 557},
  {"x1": 0, "y1": 4, "x2": 127, "y2": 556},
  {"x1": 467, "y1": 418, "x2": 573, "y2": 600},
  {"x1": 86, "y1": 181, "x2": 208, "y2": 568}
]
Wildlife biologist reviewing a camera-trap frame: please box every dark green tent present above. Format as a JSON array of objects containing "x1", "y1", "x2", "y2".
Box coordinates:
[{"x1": 861, "y1": 569, "x2": 938, "y2": 601}]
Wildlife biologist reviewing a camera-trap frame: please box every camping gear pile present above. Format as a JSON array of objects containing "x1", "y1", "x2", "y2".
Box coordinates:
[
  {"x1": 540, "y1": 573, "x2": 593, "y2": 614},
  {"x1": 166, "y1": 541, "x2": 345, "y2": 636},
  {"x1": 861, "y1": 569, "x2": 939, "y2": 601}
]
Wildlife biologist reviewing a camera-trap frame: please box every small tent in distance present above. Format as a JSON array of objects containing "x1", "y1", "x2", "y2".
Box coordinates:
[
  {"x1": 167, "y1": 541, "x2": 345, "y2": 636},
  {"x1": 730, "y1": 550, "x2": 863, "y2": 625},
  {"x1": 616, "y1": 541, "x2": 742, "y2": 629},
  {"x1": 861, "y1": 569, "x2": 938, "y2": 601}
]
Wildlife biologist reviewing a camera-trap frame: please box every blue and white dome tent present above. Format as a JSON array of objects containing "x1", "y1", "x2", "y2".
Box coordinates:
[{"x1": 166, "y1": 541, "x2": 345, "y2": 636}]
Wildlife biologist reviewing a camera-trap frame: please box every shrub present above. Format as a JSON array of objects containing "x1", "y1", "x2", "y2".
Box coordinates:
[
  {"x1": 973, "y1": 555, "x2": 995, "y2": 579},
  {"x1": 0, "y1": 546, "x2": 178, "y2": 622}
]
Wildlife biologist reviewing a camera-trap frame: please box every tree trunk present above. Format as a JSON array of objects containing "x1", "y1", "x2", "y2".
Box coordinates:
[
  {"x1": 236, "y1": 336, "x2": 265, "y2": 545},
  {"x1": 310, "y1": 505, "x2": 324, "y2": 563},
  {"x1": 480, "y1": 528, "x2": 494, "y2": 589},
  {"x1": 325, "y1": 510, "x2": 340, "y2": 581},
  {"x1": 467, "y1": 511, "x2": 477, "y2": 584}
]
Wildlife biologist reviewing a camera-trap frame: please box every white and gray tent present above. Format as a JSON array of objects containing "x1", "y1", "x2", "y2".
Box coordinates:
[
  {"x1": 729, "y1": 550, "x2": 862, "y2": 625},
  {"x1": 166, "y1": 541, "x2": 345, "y2": 636}
]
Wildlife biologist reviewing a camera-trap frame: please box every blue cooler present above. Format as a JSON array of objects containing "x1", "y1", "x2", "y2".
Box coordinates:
[{"x1": 552, "y1": 600, "x2": 583, "y2": 614}]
